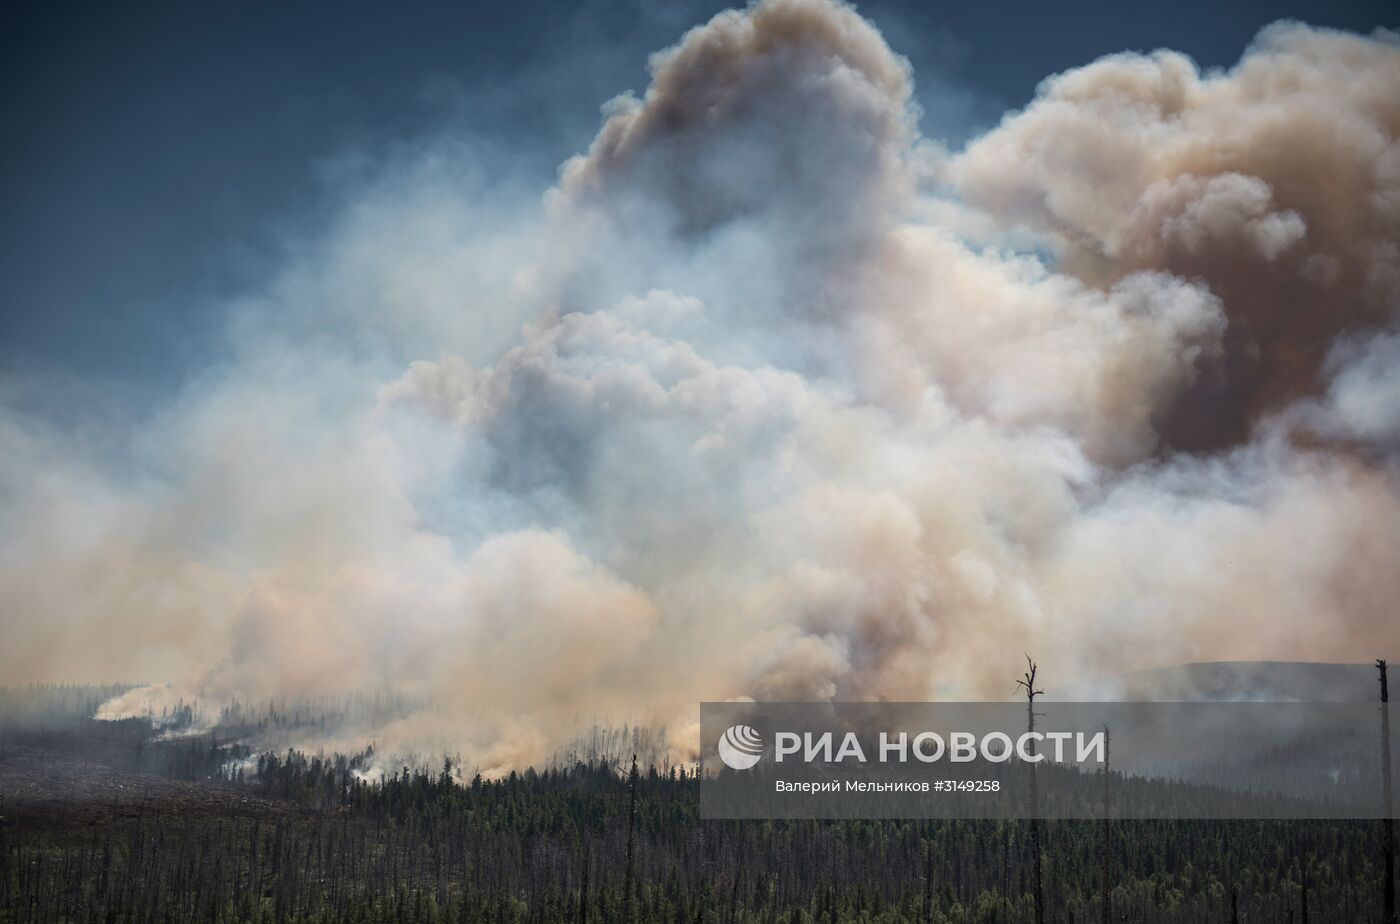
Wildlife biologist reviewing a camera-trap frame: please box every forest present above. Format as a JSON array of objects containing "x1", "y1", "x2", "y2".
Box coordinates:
[{"x1": 0, "y1": 682, "x2": 1395, "y2": 923}]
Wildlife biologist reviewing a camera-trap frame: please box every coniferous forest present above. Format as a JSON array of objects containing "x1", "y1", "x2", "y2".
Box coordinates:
[
  {"x1": 5, "y1": 0, "x2": 1400, "y2": 920},
  {"x1": 1, "y1": 684, "x2": 1395, "y2": 923}
]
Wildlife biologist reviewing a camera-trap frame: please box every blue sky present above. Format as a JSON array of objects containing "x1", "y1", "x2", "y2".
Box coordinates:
[{"x1": 2, "y1": 0, "x2": 1393, "y2": 391}]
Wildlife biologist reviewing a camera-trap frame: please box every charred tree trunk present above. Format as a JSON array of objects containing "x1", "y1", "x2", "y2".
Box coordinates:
[
  {"x1": 1101, "y1": 724, "x2": 1111, "y2": 924},
  {"x1": 1381, "y1": 660, "x2": 1395, "y2": 924},
  {"x1": 1001, "y1": 824, "x2": 1009, "y2": 923},
  {"x1": 578, "y1": 844, "x2": 590, "y2": 924},
  {"x1": 922, "y1": 839, "x2": 933, "y2": 924},
  {"x1": 623, "y1": 753, "x2": 638, "y2": 924},
  {"x1": 1015, "y1": 656, "x2": 1045, "y2": 924},
  {"x1": 692, "y1": 822, "x2": 708, "y2": 924}
]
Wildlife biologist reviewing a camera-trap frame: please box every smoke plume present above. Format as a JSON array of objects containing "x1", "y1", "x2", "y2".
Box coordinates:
[
  {"x1": 1, "y1": 0, "x2": 1397, "y2": 771},
  {"x1": 951, "y1": 22, "x2": 1400, "y2": 448}
]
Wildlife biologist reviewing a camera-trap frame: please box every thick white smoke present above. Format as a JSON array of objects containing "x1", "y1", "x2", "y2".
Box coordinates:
[{"x1": 1, "y1": 0, "x2": 1397, "y2": 771}]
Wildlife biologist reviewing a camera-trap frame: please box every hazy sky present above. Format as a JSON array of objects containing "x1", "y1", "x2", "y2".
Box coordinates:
[{"x1": 2, "y1": 0, "x2": 1393, "y2": 390}]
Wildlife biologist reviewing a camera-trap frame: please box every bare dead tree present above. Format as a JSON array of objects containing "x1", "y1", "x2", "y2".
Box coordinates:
[
  {"x1": 1380, "y1": 659, "x2": 1395, "y2": 924},
  {"x1": 578, "y1": 844, "x2": 590, "y2": 924},
  {"x1": 692, "y1": 822, "x2": 708, "y2": 924},
  {"x1": 1015, "y1": 655, "x2": 1046, "y2": 924},
  {"x1": 922, "y1": 838, "x2": 934, "y2": 924},
  {"x1": 1001, "y1": 823, "x2": 1010, "y2": 923},
  {"x1": 623, "y1": 753, "x2": 639, "y2": 924},
  {"x1": 1102, "y1": 724, "x2": 1112, "y2": 924}
]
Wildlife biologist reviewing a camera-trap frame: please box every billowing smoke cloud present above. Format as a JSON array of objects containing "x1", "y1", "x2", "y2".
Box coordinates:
[
  {"x1": 1, "y1": 0, "x2": 1397, "y2": 771},
  {"x1": 950, "y1": 22, "x2": 1400, "y2": 448}
]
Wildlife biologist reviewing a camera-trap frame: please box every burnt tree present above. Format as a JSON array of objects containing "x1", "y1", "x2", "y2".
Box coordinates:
[
  {"x1": 1381, "y1": 659, "x2": 1395, "y2": 924},
  {"x1": 1015, "y1": 655, "x2": 1046, "y2": 924}
]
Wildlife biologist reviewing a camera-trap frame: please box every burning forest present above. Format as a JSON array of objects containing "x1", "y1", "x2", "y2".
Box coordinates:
[{"x1": 1, "y1": 0, "x2": 1398, "y2": 919}]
